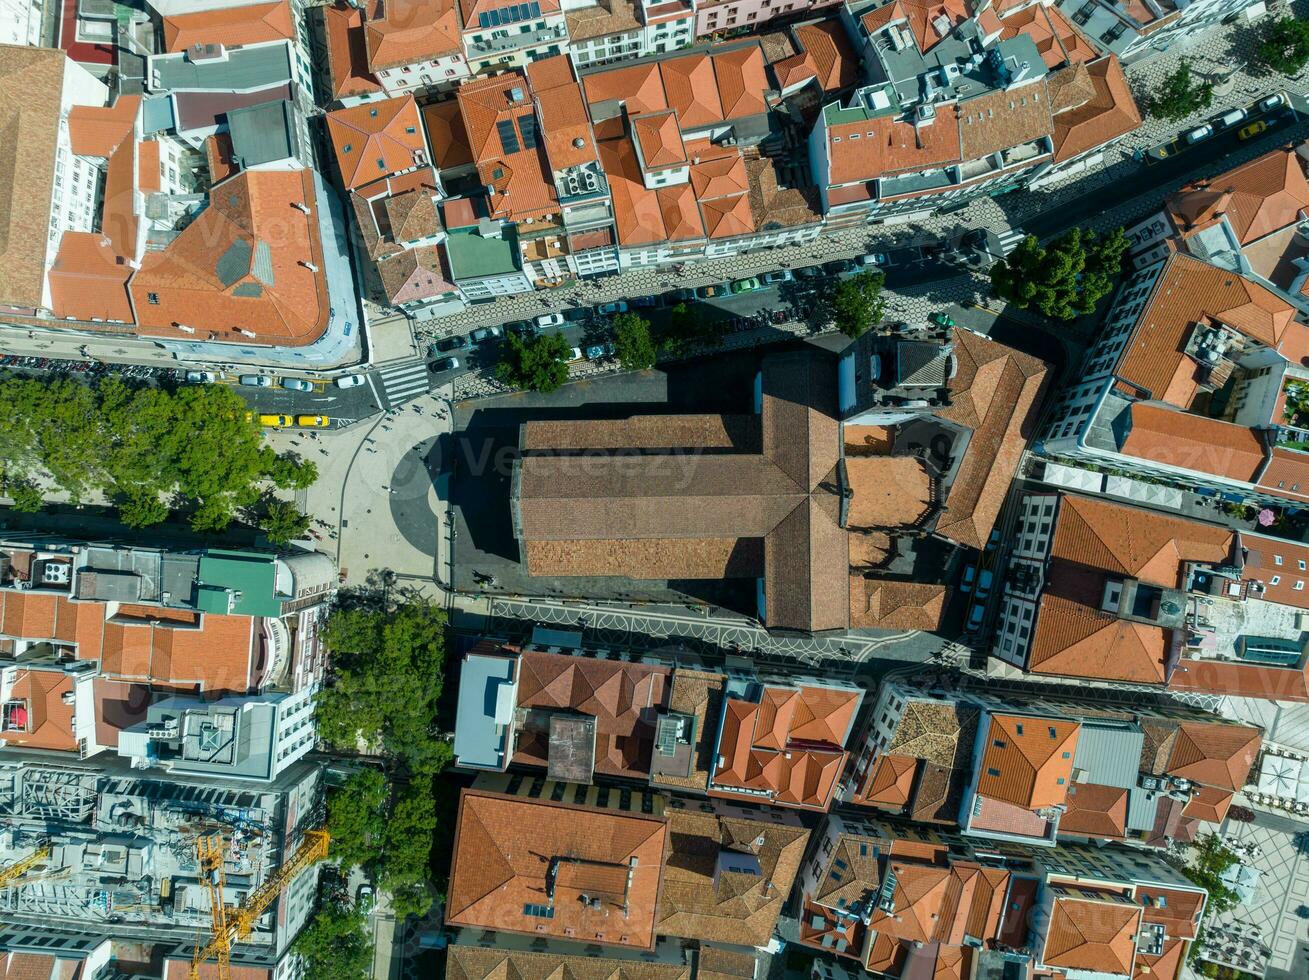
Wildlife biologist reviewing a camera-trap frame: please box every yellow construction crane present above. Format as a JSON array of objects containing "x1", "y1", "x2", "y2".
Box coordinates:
[
  {"x1": 0, "y1": 846, "x2": 50, "y2": 888},
  {"x1": 191, "y1": 828, "x2": 330, "y2": 980}
]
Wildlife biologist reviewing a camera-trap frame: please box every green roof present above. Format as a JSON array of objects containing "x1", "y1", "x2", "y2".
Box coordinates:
[
  {"x1": 196, "y1": 550, "x2": 282, "y2": 618},
  {"x1": 445, "y1": 227, "x2": 523, "y2": 281}
]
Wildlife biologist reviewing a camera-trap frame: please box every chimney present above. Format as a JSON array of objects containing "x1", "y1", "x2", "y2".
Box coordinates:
[
  {"x1": 300, "y1": 260, "x2": 318, "y2": 272},
  {"x1": 292, "y1": 202, "x2": 312, "y2": 215}
]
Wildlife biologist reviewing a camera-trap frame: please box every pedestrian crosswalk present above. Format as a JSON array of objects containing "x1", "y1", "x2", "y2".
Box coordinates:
[
  {"x1": 996, "y1": 228, "x2": 1028, "y2": 256},
  {"x1": 372, "y1": 360, "x2": 430, "y2": 409}
]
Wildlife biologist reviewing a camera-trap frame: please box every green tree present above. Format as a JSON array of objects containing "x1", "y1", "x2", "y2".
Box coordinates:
[
  {"x1": 1179, "y1": 833, "x2": 1240, "y2": 917},
  {"x1": 257, "y1": 496, "x2": 312, "y2": 546},
  {"x1": 2, "y1": 477, "x2": 44, "y2": 513},
  {"x1": 1257, "y1": 16, "x2": 1309, "y2": 76},
  {"x1": 825, "y1": 270, "x2": 886, "y2": 339},
  {"x1": 611, "y1": 312, "x2": 657, "y2": 370},
  {"x1": 990, "y1": 227, "x2": 1127, "y2": 320},
  {"x1": 495, "y1": 331, "x2": 571, "y2": 393},
  {"x1": 378, "y1": 787, "x2": 438, "y2": 918},
  {"x1": 1148, "y1": 63, "x2": 1214, "y2": 122},
  {"x1": 292, "y1": 901, "x2": 373, "y2": 980},
  {"x1": 261, "y1": 449, "x2": 319, "y2": 490},
  {"x1": 327, "y1": 767, "x2": 388, "y2": 871},
  {"x1": 662, "y1": 302, "x2": 721, "y2": 354}
]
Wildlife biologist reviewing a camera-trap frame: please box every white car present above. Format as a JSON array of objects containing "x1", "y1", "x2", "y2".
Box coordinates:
[
  {"x1": 856, "y1": 253, "x2": 888, "y2": 267},
  {"x1": 1183, "y1": 124, "x2": 1213, "y2": 145},
  {"x1": 1258, "y1": 93, "x2": 1286, "y2": 113},
  {"x1": 334, "y1": 374, "x2": 365, "y2": 388},
  {"x1": 568, "y1": 346, "x2": 584, "y2": 362},
  {"x1": 185, "y1": 370, "x2": 218, "y2": 383},
  {"x1": 536, "y1": 312, "x2": 566, "y2": 328}
]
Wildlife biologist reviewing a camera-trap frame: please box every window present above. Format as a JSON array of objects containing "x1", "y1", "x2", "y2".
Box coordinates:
[
  {"x1": 1299, "y1": 560, "x2": 1305, "y2": 570},
  {"x1": 1062, "y1": 751, "x2": 1071, "y2": 759},
  {"x1": 1047, "y1": 727, "x2": 1058, "y2": 739},
  {"x1": 1296, "y1": 581, "x2": 1304, "y2": 591},
  {"x1": 147, "y1": 292, "x2": 159, "y2": 304},
  {"x1": 1056, "y1": 777, "x2": 1066, "y2": 785},
  {"x1": 1271, "y1": 575, "x2": 1281, "y2": 585},
  {"x1": 986, "y1": 767, "x2": 1001, "y2": 777},
  {"x1": 993, "y1": 739, "x2": 1007, "y2": 749},
  {"x1": 1015, "y1": 723, "x2": 1024, "y2": 735},
  {"x1": 523, "y1": 903, "x2": 555, "y2": 918}
]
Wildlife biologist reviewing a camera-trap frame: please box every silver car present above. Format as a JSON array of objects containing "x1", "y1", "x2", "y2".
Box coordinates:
[
  {"x1": 239, "y1": 375, "x2": 273, "y2": 388},
  {"x1": 281, "y1": 378, "x2": 313, "y2": 392}
]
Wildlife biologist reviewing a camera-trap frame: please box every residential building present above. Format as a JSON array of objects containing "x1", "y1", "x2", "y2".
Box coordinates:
[
  {"x1": 0, "y1": 942, "x2": 111, "y2": 979},
  {"x1": 769, "y1": 18, "x2": 861, "y2": 99},
  {"x1": 566, "y1": 0, "x2": 697, "y2": 69},
  {"x1": 991, "y1": 489, "x2": 1309, "y2": 702},
  {"x1": 360, "y1": 0, "x2": 471, "y2": 96},
  {"x1": 1053, "y1": 0, "x2": 1266, "y2": 63},
  {"x1": 1037, "y1": 250, "x2": 1309, "y2": 508},
  {"x1": 696, "y1": 0, "x2": 841, "y2": 38},
  {"x1": 798, "y1": 814, "x2": 1205, "y2": 980},
  {"x1": 1, "y1": 0, "x2": 46, "y2": 47},
  {"x1": 843, "y1": 679, "x2": 1260, "y2": 848},
  {"x1": 0, "y1": 538, "x2": 335, "y2": 762},
  {"x1": 459, "y1": 0, "x2": 569, "y2": 76},
  {"x1": 0, "y1": 44, "x2": 108, "y2": 315},
  {"x1": 442, "y1": 198, "x2": 534, "y2": 298},
  {"x1": 315, "y1": 0, "x2": 385, "y2": 107},
  {"x1": 447, "y1": 946, "x2": 692, "y2": 980},
  {"x1": 807, "y1": 2, "x2": 1140, "y2": 222},
  {"x1": 0, "y1": 751, "x2": 324, "y2": 959}
]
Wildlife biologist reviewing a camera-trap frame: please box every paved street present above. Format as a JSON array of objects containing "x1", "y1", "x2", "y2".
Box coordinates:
[{"x1": 1216, "y1": 810, "x2": 1309, "y2": 975}]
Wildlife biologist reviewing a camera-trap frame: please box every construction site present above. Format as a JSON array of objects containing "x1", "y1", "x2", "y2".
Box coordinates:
[{"x1": 0, "y1": 752, "x2": 324, "y2": 963}]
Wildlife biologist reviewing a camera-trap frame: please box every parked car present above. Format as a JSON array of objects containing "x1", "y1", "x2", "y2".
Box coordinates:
[
  {"x1": 259, "y1": 414, "x2": 292, "y2": 428},
  {"x1": 629, "y1": 294, "x2": 659, "y2": 308},
  {"x1": 794, "y1": 265, "x2": 824, "y2": 280},
  {"x1": 505, "y1": 320, "x2": 533, "y2": 336},
  {"x1": 1258, "y1": 92, "x2": 1286, "y2": 113},
  {"x1": 1183, "y1": 124, "x2": 1213, "y2": 145},
  {"x1": 239, "y1": 374, "x2": 273, "y2": 388},
  {"x1": 762, "y1": 269, "x2": 793, "y2": 285},
  {"x1": 568, "y1": 346, "x2": 585, "y2": 361},
  {"x1": 429, "y1": 356, "x2": 460, "y2": 372},
  {"x1": 470, "y1": 325, "x2": 503, "y2": 343},
  {"x1": 356, "y1": 884, "x2": 374, "y2": 915},
  {"x1": 823, "y1": 259, "x2": 856, "y2": 276},
  {"x1": 1217, "y1": 107, "x2": 1247, "y2": 129},
  {"x1": 856, "y1": 253, "x2": 888, "y2": 268},
  {"x1": 975, "y1": 569, "x2": 994, "y2": 601},
  {"x1": 730, "y1": 276, "x2": 762, "y2": 294},
  {"x1": 296, "y1": 415, "x2": 330, "y2": 428},
  {"x1": 967, "y1": 603, "x2": 985, "y2": 632},
  {"x1": 694, "y1": 283, "x2": 727, "y2": 300},
  {"x1": 536, "y1": 312, "x2": 566, "y2": 328},
  {"x1": 1237, "y1": 120, "x2": 1268, "y2": 141},
  {"x1": 585, "y1": 342, "x2": 615, "y2": 360},
  {"x1": 280, "y1": 377, "x2": 313, "y2": 392},
  {"x1": 434, "y1": 334, "x2": 469, "y2": 352},
  {"x1": 929, "y1": 312, "x2": 956, "y2": 327},
  {"x1": 184, "y1": 370, "x2": 218, "y2": 383},
  {"x1": 960, "y1": 565, "x2": 977, "y2": 594},
  {"x1": 335, "y1": 374, "x2": 365, "y2": 388},
  {"x1": 596, "y1": 301, "x2": 628, "y2": 315},
  {"x1": 664, "y1": 288, "x2": 695, "y2": 305}
]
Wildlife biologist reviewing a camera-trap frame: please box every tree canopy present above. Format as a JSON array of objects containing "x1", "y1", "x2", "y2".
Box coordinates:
[
  {"x1": 611, "y1": 312, "x2": 657, "y2": 370},
  {"x1": 495, "y1": 331, "x2": 571, "y2": 392},
  {"x1": 292, "y1": 900, "x2": 373, "y2": 980},
  {"x1": 1257, "y1": 16, "x2": 1309, "y2": 76},
  {"x1": 990, "y1": 227, "x2": 1128, "y2": 320},
  {"x1": 824, "y1": 271, "x2": 887, "y2": 339},
  {"x1": 1181, "y1": 833, "x2": 1240, "y2": 917},
  {"x1": 661, "y1": 302, "x2": 721, "y2": 354},
  {"x1": 0, "y1": 377, "x2": 316, "y2": 532},
  {"x1": 326, "y1": 767, "x2": 388, "y2": 871},
  {"x1": 1148, "y1": 64, "x2": 1214, "y2": 122},
  {"x1": 254, "y1": 496, "x2": 312, "y2": 546}
]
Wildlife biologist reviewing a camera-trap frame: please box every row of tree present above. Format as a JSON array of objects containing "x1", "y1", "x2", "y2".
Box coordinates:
[{"x1": 0, "y1": 377, "x2": 316, "y2": 539}]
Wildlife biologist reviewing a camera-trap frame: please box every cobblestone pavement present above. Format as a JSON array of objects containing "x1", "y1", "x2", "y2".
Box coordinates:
[{"x1": 1215, "y1": 813, "x2": 1309, "y2": 974}]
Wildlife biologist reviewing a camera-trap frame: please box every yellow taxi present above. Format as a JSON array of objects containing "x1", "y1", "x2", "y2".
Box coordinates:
[
  {"x1": 259, "y1": 414, "x2": 293, "y2": 428},
  {"x1": 1237, "y1": 120, "x2": 1268, "y2": 141},
  {"x1": 296, "y1": 415, "x2": 331, "y2": 428}
]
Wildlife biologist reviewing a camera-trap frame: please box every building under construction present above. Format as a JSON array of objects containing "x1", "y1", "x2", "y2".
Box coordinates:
[{"x1": 0, "y1": 749, "x2": 322, "y2": 964}]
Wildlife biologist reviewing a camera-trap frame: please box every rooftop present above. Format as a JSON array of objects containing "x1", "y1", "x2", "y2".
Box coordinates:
[
  {"x1": 160, "y1": 1, "x2": 295, "y2": 53},
  {"x1": 326, "y1": 95, "x2": 428, "y2": 190}
]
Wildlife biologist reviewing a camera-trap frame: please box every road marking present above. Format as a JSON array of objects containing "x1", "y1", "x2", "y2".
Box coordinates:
[
  {"x1": 376, "y1": 361, "x2": 431, "y2": 408},
  {"x1": 365, "y1": 371, "x2": 384, "y2": 408}
]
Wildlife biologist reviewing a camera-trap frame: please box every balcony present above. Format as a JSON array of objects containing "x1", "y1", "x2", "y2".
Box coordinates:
[{"x1": 471, "y1": 24, "x2": 565, "y2": 56}]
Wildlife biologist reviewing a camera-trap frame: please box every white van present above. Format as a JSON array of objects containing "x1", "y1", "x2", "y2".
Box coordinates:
[{"x1": 1217, "y1": 108, "x2": 1247, "y2": 128}]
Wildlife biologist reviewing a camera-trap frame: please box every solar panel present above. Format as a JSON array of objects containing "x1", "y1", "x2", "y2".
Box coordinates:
[
  {"x1": 502, "y1": 4, "x2": 519, "y2": 22},
  {"x1": 517, "y1": 113, "x2": 539, "y2": 149},
  {"x1": 529, "y1": 0, "x2": 541, "y2": 16},
  {"x1": 478, "y1": 11, "x2": 488, "y2": 26},
  {"x1": 519, "y1": 2, "x2": 532, "y2": 19},
  {"x1": 487, "y1": 7, "x2": 500, "y2": 24},
  {"x1": 496, "y1": 119, "x2": 520, "y2": 154}
]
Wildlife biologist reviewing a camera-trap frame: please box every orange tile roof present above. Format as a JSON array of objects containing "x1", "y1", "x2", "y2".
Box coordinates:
[
  {"x1": 458, "y1": 72, "x2": 559, "y2": 221},
  {"x1": 1182, "y1": 785, "x2": 1234, "y2": 823},
  {"x1": 1119, "y1": 404, "x2": 1267, "y2": 483},
  {"x1": 326, "y1": 95, "x2": 428, "y2": 189},
  {"x1": 1164, "y1": 722, "x2": 1260, "y2": 791},
  {"x1": 1232, "y1": 531, "x2": 1309, "y2": 607},
  {"x1": 139, "y1": 140, "x2": 161, "y2": 193},
  {"x1": 321, "y1": 1, "x2": 383, "y2": 102},
  {"x1": 1135, "y1": 938, "x2": 1185, "y2": 980},
  {"x1": 48, "y1": 233, "x2": 135, "y2": 322},
  {"x1": 600, "y1": 137, "x2": 704, "y2": 246},
  {"x1": 711, "y1": 47, "x2": 768, "y2": 120},
  {"x1": 527, "y1": 56, "x2": 597, "y2": 172},
  {"x1": 850, "y1": 579, "x2": 947, "y2": 630},
  {"x1": 687, "y1": 140, "x2": 749, "y2": 199},
  {"x1": 1118, "y1": 254, "x2": 1303, "y2": 406},
  {"x1": 3, "y1": 669, "x2": 76, "y2": 752},
  {"x1": 1167, "y1": 148, "x2": 1309, "y2": 246},
  {"x1": 130, "y1": 170, "x2": 327, "y2": 345},
  {"x1": 870, "y1": 862, "x2": 952, "y2": 942},
  {"x1": 701, "y1": 193, "x2": 754, "y2": 239},
  {"x1": 1061, "y1": 782, "x2": 1129, "y2": 838},
  {"x1": 101, "y1": 136, "x2": 139, "y2": 262},
  {"x1": 827, "y1": 111, "x2": 963, "y2": 187},
  {"x1": 631, "y1": 110, "x2": 687, "y2": 170},
  {"x1": 790, "y1": 19, "x2": 857, "y2": 92},
  {"x1": 661, "y1": 54, "x2": 722, "y2": 128},
  {"x1": 1050, "y1": 55, "x2": 1141, "y2": 163},
  {"x1": 584, "y1": 62, "x2": 668, "y2": 115},
  {"x1": 421, "y1": 99, "x2": 472, "y2": 169},
  {"x1": 999, "y1": 5, "x2": 1097, "y2": 69},
  {"x1": 1042, "y1": 893, "x2": 1141, "y2": 977},
  {"x1": 67, "y1": 95, "x2": 139, "y2": 158},
  {"x1": 860, "y1": 0, "x2": 969, "y2": 55},
  {"x1": 1256, "y1": 446, "x2": 1309, "y2": 503},
  {"x1": 1171, "y1": 655, "x2": 1309, "y2": 700},
  {"x1": 861, "y1": 753, "x2": 918, "y2": 808},
  {"x1": 461, "y1": 0, "x2": 560, "y2": 21},
  {"x1": 447, "y1": 787, "x2": 668, "y2": 948},
  {"x1": 364, "y1": 0, "x2": 462, "y2": 71},
  {"x1": 976, "y1": 713, "x2": 1079, "y2": 809},
  {"x1": 161, "y1": 0, "x2": 295, "y2": 52}
]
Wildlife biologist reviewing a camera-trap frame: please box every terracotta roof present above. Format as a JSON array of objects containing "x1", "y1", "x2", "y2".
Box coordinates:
[
  {"x1": 936, "y1": 329, "x2": 1049, "y2": 549},
  {"x1": 527, "y1": 56, "x2": 597, "y2": 173},
  {"x1": 458, "y1": 72, "x2": 557, "y2": 221},
  {"x1": 700, "y1": 193, "x2": 754, "y2": 239},
  {"x1": 326, "y1": 95, "x2": 428, "y2": 189},
  {"x1": 1256, "y1": 447, "x2": 1309, "y2": 503},
  {"x1": 860, "y1": 753, "x2": 919, "y2": 808},
  {"x1": 655, "y1": 805, "x2": 808, "y2": 946},
  {"x1": 461, "y1": 0, "x2": 560, "y2": 22},
  {"x1": 584, "y1": 62, "x2": 668, "y2": 115},
  {"x1": 859, "y1": 0, "x2": 970, "y2": 55},
  {"x1": 688, "y1": 140, "x2": 749, "y2": 199},
  {"x1": 3, "y1": 669, "x2": 76, "y2": 751},
  {"x1": 421, "y1": 99, "x2": 473, "y2": 169},
  {"x1": 850, "y1": 579, "x2": 947, "y2": 630},
  {"x1": 48, "y1": 233, "x2": 135, "y2": 322},
  {"x1": 957, "y1": 83, "x2": 1054, "y2": 161},
  {"x1": 1050, "y1": 55, "x2": 1141, "y2": 163},
  {"x1": 1042, "y1": 893, "x2": 1141, "y2": 976},
  {"x1": 1167, "y1": 148, "x2": 1309, "y2": 246},
  {"x1": 447, "y1": 788, "x2": 668, "y2": 948},
  {"x1": 827, "y1": 110, "x2": 963, "y2": 187},
  {"x1": 321, "y1": 2, "x2": 383, "y2": 102},
  {"x1": 1164, "y1": 721, "x2": 1260, "y2": 790},
  {"x1": 1182, "y1": 784, "x2": 1234, "y2": 823},
  {"x1": 1119, "y1": 404, "x2": 1267, "y2": 483},
  {"x1": 1170, "y1": 656, "x2": 1309, "y2": 700},
  {"x1": 565, "y1": 0, "x2": 642, "y2": 43},
  {"x1": 632, "y1": 110, "x2": 687, "y2": 169},
  {"x1": 130, "y1": 169, "x2": 328, "y2": 345},
  {"x1": 1136, "y1": 938, "x2": 1185, "y2": 980},
  {"x1": 1061, "y1": 782, "x2": 1129, "y2": 837},
  {"x1": 976, "y1": 713, "x2": 1080, "y2": 809},
  {"x1": 789, "y1": 19, "x2": 857, "y2": 92},
  {"x1": 711, "y1": 47, "x2": 768, "y2": 120},
  {"x1": 161, "y1": 0, "x2": 295, "y2": 52},
  {"x1": 999, "y1": 5, "x2": 1097, "y2": 69},
  {"x1": 67, "y1": 94, "x2": 139, "y2": 157},
  {"x1": 364, "y1": 0, "x2": 462, "y2": 70},
  {"x1": 511, "y1": 649, "x2": 672, "y2": 779},
  {"x1": 376, "y1": 244, "x2": 455, "y2": 305},
  {"x1": 447, "y1": 946, "x2": 691, "y2": 980},
  {"x1": 0, "y1": 45, "x2": 68, "y2": 309}
]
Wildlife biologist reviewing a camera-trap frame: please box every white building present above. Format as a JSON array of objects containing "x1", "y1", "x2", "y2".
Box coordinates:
[
  {"x1": 1, "y1": 0, "x2": 45, "y2": 46},
  {"x1": 566, "y1": 0, "x2": 697, "y2": 69},
  {"x1": 461, "y1": 0, "x2": 570, "y2": 76}
]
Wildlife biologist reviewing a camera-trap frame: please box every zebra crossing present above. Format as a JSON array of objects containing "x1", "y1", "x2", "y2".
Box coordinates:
[
  {"x1": 996, "y1": 228, "x2": 1028, "y2": 256},
  {"x1": 371, "y1": 360, "x2": 431, "y2": 409}
]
